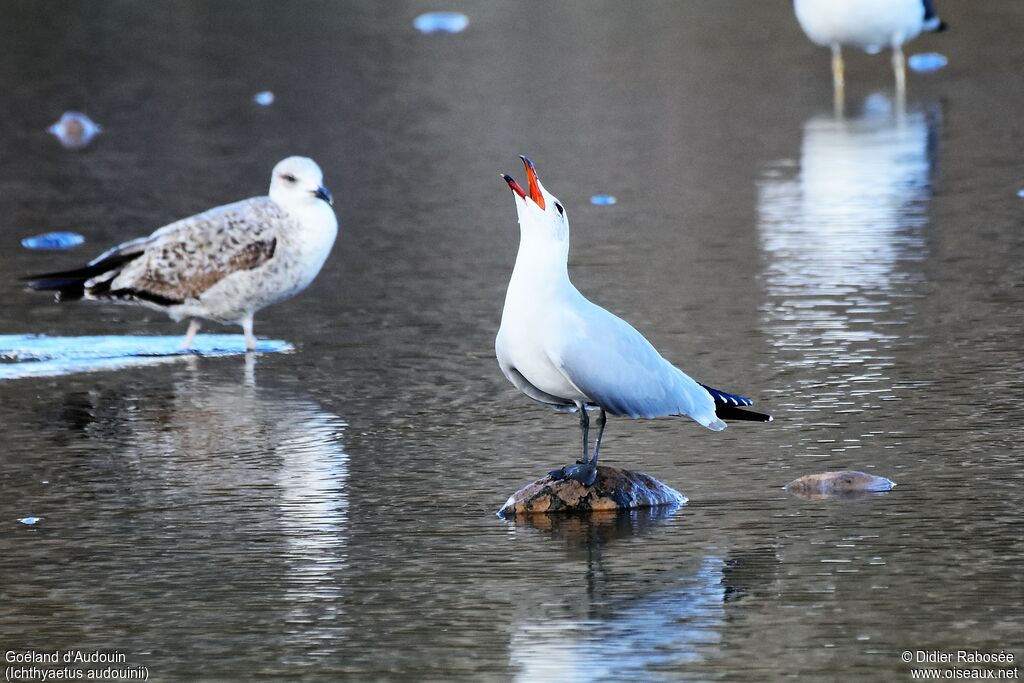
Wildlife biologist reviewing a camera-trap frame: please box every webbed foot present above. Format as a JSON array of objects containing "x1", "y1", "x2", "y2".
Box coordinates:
[{"x1": 547, "y1": 462, "x2": 598, "y2": 487}]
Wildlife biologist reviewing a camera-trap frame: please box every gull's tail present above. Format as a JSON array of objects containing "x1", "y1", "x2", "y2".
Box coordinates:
[
  {"x1": 922, "y1": 0, "x2": 947, "y2": 32},
  {"x1": 22, "y1": 249, "x2": 143, "y2": 302},
  {"x1": 700, "y1": 384, "x2": 773, "y2": 423}
]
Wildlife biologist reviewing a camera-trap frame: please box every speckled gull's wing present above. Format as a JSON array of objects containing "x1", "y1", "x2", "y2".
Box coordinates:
[
  {"x1": 97, "y1": 197, "x2": 286, "y2": 304},
  {"x1": 546, "y1": 300, "x2": 725, "y2": 429}
]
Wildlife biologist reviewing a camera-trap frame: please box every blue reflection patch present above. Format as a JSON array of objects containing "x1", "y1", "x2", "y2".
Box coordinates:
[
  {"x1": 22, "y1": 232, "x2": 86, "y2": 250},
  {"x1": 908, "y1": 53, "x2": 948, "y2": 73},
  {"x1": 413, "y1": 12, "x2": 469, "y2": 34},
  {"x1": 0, "y1": 334, "x2": 293, "y2": 380}
]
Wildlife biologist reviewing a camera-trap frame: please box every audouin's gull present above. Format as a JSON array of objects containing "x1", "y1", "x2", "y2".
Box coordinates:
[
  {"x1": 496, "y1": 156, "x2": 771, "y2": 486},
  {"x1": 794, "y1": 0, "x2": 946, "y2": 94},
  {"x1": 25, "y1": 156, "x2": 337, "y2": 352}
]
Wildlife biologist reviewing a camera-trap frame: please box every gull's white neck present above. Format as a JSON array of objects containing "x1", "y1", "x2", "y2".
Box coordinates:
[
  {"x1": 506, "y1": 219, "x2": 573, "y2": 306},
  {"x1": 275, "y1": 197, "x2": 338, "y2": 282}
]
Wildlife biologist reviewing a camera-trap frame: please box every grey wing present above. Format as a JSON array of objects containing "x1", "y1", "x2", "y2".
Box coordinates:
[
  {"x1": 548, "y1": 305, "x2": 723, "y2": 428},
  {"x1": 102, "y1": 197, "x2": 285, "y2": 303}
]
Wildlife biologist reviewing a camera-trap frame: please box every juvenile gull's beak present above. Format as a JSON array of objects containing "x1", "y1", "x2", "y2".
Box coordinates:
[
  {"x1": 520, "y1": 155, "x2": 546, "y2": 209},
  {"x1": 503, "y1": 174, "x2": 527, "y2": 199},
  {"x1": 313, "y1": 185, "x2": 333, "y2": 206}
]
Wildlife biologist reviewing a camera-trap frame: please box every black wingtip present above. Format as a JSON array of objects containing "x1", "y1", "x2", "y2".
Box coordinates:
[{"x1": 717, "y1": 405, "x2": 773, "y2": 423}]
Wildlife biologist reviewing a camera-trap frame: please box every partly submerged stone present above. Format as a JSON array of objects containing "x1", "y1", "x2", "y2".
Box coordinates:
[
  {"x1": 784, "y1": 470, "x2": 895, "y2": 498},
  {"x1": 48, "y1": 111, "x2": 102, "y2": 149},
  {"x1": 498, "y1": 466, "x2": 686, "y2": 516}
]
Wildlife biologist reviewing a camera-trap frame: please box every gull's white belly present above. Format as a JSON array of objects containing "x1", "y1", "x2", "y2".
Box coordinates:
[{"x1": 499, "y1": 324, "x2": 587, "y2": 403}]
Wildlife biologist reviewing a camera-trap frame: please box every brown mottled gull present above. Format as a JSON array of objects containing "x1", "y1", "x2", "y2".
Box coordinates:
[{"x1": 25, "y1": 156, "x2": 337, "y2": 351}]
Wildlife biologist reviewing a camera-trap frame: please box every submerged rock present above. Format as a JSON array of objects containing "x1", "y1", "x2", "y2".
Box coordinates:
[
  {"x1": 498, "y1": 466, "x2": 686, "y2": 516},
  {"x1": 48, "y1": 111, "x2": 102, "y2": 149},
  {"x1": 784, "y1": 470, "x2": 895, "y2": 498}
]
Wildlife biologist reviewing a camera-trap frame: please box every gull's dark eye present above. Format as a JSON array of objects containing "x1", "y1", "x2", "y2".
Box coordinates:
[
  {"x1": 555, "y1": 203, "x2": 564, "y2": 216},
  {"x1": 281, "y1": 173, "x2": 297, "y2": 183}
]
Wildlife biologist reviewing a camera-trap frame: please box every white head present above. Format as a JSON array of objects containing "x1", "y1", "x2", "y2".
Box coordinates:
[
  {"x1": 502, "y1": 156, "x2": 569, "y2": 247},
  {"x1": 268, "y1": 156, "x2": 334, "y2": 208}
]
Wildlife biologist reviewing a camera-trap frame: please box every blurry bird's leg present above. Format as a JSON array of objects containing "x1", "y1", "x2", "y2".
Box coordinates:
[
  {"x1": 892, "y1": 42, "x2": 907, "y2": 103},
  {"x1": 831, "y1": 43, "x2": 845, "y2": 117},
  {"x1": 577, "y1": 402, "x2": 590, "y2": 464},
  {"x1": 182, "y1": 319, "x2": 201, "y2": 351},
  {"x1": 241, "y1": 314, "x2": 256, "y2": 352}
]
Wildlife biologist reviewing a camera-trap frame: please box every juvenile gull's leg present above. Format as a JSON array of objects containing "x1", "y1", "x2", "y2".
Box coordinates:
[
  {"x1": 892, "y1": 42, "x2": 907, "y2": 97},
  {"x1": 831, "y1": 43, "x2": 845, "y2": 116},
  {"x1": 182, "y1": 319, "x2": 201, "y2": 351},
  {"x1": 241, "y1": 314, "x2": 256, "y2": 352}
]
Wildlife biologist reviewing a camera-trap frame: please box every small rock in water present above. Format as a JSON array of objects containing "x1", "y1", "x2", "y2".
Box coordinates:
[
  {"x1": 590, "y1": 194, "x2": 617, "y2": 206},
  {"x1": 499, "y1": 465, "x2": 686, "y2": 516},
  {"x1": 253, "y1": 91, "x2": 275, "y2": 106},
  {"x1": 18, "y1": 517, "x2": 40, "y2": 526},
  {"x1": 21, "y1": 231, "x2": 85, "y2": 250},
  {"x1": 785, "y1": 470, "x2": 895, "y2": 498},
  {"x1": 413, "y1": 11, "x2": 469, "y2": 34},
  {"x1": 48, "y1": 111, "x2": 102, "y2": 149},
  {"x1": 908, "y1": 53, "x2": 948, "y2": 73}
]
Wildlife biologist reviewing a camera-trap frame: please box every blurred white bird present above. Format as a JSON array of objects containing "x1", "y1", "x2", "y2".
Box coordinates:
[
  {"x1": 26, "y1": 157, "x2": 337, "y2": 352},
  {"x1": 496, "y1": 156, "x2": 770, "y2": 486},
  {"x1": 794, "y1": 0, "x2": 946, "y2": 95}
]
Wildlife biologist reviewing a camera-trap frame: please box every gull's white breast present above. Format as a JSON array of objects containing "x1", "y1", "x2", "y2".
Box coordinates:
[{"x1": 794, "y1": 0, "x2": 925, "y2": 52}]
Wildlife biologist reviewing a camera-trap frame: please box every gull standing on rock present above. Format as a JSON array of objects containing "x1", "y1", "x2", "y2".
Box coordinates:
[
  {"x1": 496, "y1": 156, "x2": 771, "y2": 487},
  {"x1": 26, "y1": 157, "x2": 337, "y2": 352},
  {"x1": 794, "y1": 0, "x2": 946, "y2": 96}
]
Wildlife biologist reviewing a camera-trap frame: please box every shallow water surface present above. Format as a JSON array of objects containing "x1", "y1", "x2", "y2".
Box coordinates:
[{"x1": 0, "y1": 2, "x2": 1022, "y2": 681}]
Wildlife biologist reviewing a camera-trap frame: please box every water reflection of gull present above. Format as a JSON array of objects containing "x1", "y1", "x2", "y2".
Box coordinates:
[
  {"x1": 506, "y1": 508, "x2": 729, "y2": 681},
  {"x1": 509, "y1": 557, "x2": 725, "y2": 682},
  {"x1": 56, "y1": 360, "x2": 349, "y2": 649},
  {"x1": 758, "y1": 94, "x2": 937, "y2": 438},
  {"x1": 159, "y1": 371, "x2": 349, "y2": 626}
]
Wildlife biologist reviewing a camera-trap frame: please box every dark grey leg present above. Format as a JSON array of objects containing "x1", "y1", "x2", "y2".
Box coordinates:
[
  {"x1": 578, "y1": 402, "x2": 590, "y2": 465},
  {"x1": 591, "y1": 409, "x2": 607, "y2": 468},
  {"x1": 549, "y1": 403, "x2": 600, "y2": 486}
]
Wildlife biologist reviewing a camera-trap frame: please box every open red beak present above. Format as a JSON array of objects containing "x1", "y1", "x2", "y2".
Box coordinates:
[
  {"x1": 502, "y1": 156, "x2": 547, "y2": 209},
  {"x1": 503, "y1": 174, "x2": 527, "y2": 200},
  {"x1": 520, "y1": 155, "x2": 546, "y2": 209}
]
